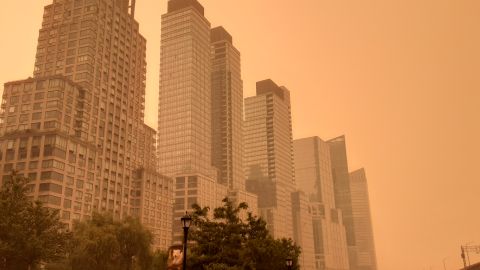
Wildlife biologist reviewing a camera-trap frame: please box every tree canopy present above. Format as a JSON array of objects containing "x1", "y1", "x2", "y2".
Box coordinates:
[
  {"x1": 188, "y1": 198, "x2": 301, "y2": 270},
  {"x1": 0, "y1": 172, "x2": 70, "y2": 270},
  {"x1": 69, "y1": 212, "x2": 153, "y2": 270}
]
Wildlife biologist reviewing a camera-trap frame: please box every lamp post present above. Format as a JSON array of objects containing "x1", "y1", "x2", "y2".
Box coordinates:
[
  {"x1": 181, "y1": 212, "x2": 192, "y2": 270},
  {"x1": 285, "y1": 257, "x2": 293, "y2": 270}
]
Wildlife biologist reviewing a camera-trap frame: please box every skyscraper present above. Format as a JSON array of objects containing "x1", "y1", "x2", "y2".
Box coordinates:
[
  {"x1": 328, "y1": 135, "x2": 358, "y2": 269},
  {"x1": 211, "y1": 26, "x2": 244, "y2": 191},
  {"x1": 244, "y1": 79, "x2": 295, "y2": 239},
  {"x1": 349, "y1": 168, "x2": 378, "y2": 270},
  {"x1": 0, "y1": 0, "x2": 173, "y2": 250},
  {"x1": 294, "y1": 137, "x2": 350, "y2": 270},
  {"x1": 158, "y1": 0, "x2": 215, "y2": 178},
  {"x1": 210, "y1": 26, "x2": 257, "y2": 214},
  {"x1": 158, "y1": 0, "x2": 231, "y2": 242}
]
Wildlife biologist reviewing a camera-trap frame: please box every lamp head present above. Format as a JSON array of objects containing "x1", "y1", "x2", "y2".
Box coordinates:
[
  {"x1": 181, "y1": 212, "x2": 192, "y2": 229},
  {"x1": 286, "y1": 257, "x2": 293, "y2": 267}
]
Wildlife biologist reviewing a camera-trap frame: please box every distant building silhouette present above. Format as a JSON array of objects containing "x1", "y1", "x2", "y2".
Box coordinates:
[
  {"x1": 328, "y1": 135, "x2": 359, "y2": 269},
  {"x1": 350, "y1": 169, "x2": 378, "y2": 270},
  {"x1": 294, "y1": 137, "x2": 350, "y2": 270}
]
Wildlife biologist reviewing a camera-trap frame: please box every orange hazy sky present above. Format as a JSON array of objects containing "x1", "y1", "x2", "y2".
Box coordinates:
[{"x1": 1, "y1": 1, "x2": 479, "y2": 269}]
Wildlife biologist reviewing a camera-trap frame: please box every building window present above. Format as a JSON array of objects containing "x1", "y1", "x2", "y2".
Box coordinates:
[
  {"x1": 29, "y1": 161, "x2": 38, "y2": 170},
  {"x1": 3, "y1": 163, "x2": 13, "y2": 173},
  {"x1": 65, "y1": 188, "x2": 73, "y2": 197},
  {"x1": 62, "y1": 211, "x2": 71, "y2": 220},
  {"x1": 38, "y1": 195, "x2": 61, "y2": 206},
  {"x1": 31, "y1": 123, "x2": 41, "y2": 130},
  {"x1": 40, "y1": 171, "x2": 64, "y2": 182},
  {"x1": 44, "y1": 121, "x2": 58, "y2": 129},
  {"x1": 39, "y1": 183, "x2": 63, "y2": 194},
  {"x1": 15, "y1": 162, "x2": 26, "y2": 171},
  {"x1": 32, "y1": 112, "x2": 42, "y2": 120},
  {"x1": 28, "y1": 173, "x2": 37, "y2": 182}
]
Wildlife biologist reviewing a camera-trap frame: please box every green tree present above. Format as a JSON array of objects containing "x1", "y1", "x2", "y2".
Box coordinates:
[
  {"x1": 0, "y1": 172, "x2": 70, "y2": 270},
  {"x1": 151, "y1": 250, "x2": 168, "y2": 270},
  {"x1": 69, "y1": 212, "x2": 153, "y2": 270},
  {"x1": 188, "y1": 198, "x2": 301, "y2": 270},
  {"x1": 117, "y1": 216, "x2": 153, "y2": 270}
]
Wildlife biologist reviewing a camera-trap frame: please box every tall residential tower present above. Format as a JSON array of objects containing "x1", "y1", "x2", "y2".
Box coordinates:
[
  {"x1": 211, "y1": 26, "x2": 244, "y2": 191},
  {"x1": 158, "y1": 0, "x2": 232, "y2": 242},
  {"x1": 244, "y1": 79, "x2": 295, "y2": 239},
  {"x1": 0, "y1": 0, "x2": 173, "y2": 250},
  {"x1": 158, "y1": 0, "x2": 215, "y2": 178},
  {"x1": 211, "y1": 26, "x2": 257, "y2": 213}
]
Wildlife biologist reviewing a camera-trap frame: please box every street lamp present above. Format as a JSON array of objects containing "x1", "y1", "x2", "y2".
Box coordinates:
[
  {"x1": 285, "y1": 257, "x2": 293, "y2": 270},
  {"x1": 181, "y1": 212, "x2": 192, "y2": 270}
]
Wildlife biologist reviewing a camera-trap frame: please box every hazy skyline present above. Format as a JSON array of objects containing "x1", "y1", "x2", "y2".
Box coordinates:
[{"x1": 1, "y1": 1, "x2": 479, "y2": 269}]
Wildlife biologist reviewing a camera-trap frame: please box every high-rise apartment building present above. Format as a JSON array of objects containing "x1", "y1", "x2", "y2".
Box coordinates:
[
  {"x1": 0, "y1": 0, "x2": 173, "y2": 250},
  {"x1": 210, "y1": 26, "x2": 257, "y2": 215},
  {"x1": 328, "y1": 135, "x2": 358, "y2": 269},
  {"x1": 294, "y1": 137, "x2": 350, "y2": 270},
  {"x1": 158, "y1": 0, "x2": 234, "y2": 242},
  {"x1": 158, "y1": 0, "x2": 215, "y2": 179},
  {"x1": 244, "y1": 79, "x2": 295, "y2": 239},
  {"x1": 211, "y1": 26, "x2": 244, "y2": 191},
  {"x1": 349, "y1": 169, "x2": 378, "y2": 270}
]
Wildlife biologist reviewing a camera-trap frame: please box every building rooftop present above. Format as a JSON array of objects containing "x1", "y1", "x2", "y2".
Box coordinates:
[
  {"x1": 168, "y1": 0, "x2": 204, "y2": 15},
  {"x1": 256, "y1": 79, "x2": 289, "y2": 101},
  {"x1": 211, "y1": 26, "x2": 233, "y2": 44},
  {"x1": 327, "y1": 135, "x2": 346, "y2": 143}
]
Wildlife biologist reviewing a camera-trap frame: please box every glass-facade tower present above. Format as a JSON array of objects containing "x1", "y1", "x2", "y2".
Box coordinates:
[
  {"x1": 158, "y1": 0, "x2": 231, "y2": 243},
  {"x1": 244, "y1": 79, "x2": 295, "y2": 239},
  {"x1": 350, "y1": 168, "x2": 378, "y2": 270},
  {"x1": 294, "y1": 137, "x2": 350, "y2": 270},
  {"x1": 158, "y1": 0, "x2": 215, "y2": 178},
  {"x1": 328, "y1": 135, "x2": 358, "y2": 269},
  {"x1": 211, "y1": 26, "x2": 244, "y2": 191}
]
